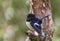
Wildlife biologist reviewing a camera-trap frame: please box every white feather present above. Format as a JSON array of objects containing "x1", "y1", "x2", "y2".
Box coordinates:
[
  {"x1": 34, "y1": 31, "x2": 39, "y2": 36},
  {"x1": 34, "y1": 23, "x2": 40, "y2": 26},
  {"x1": 26, "y1": 22, "x2": 33, "y2": 30}
]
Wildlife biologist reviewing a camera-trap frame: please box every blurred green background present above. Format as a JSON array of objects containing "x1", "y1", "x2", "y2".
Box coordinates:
[{"x1": 0, "y1": 0, "x2": 60, "y2": 41}]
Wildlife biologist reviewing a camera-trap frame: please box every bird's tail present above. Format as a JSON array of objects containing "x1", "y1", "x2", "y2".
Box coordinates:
[{"x1": 42, "y1": 14, "x2": 50, "y2": 19}]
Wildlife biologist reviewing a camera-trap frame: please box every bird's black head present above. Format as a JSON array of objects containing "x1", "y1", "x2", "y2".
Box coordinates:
[
  {"x1": 27, "y1": 13, "x2": 35, "y2": 21},
  {"x1": 27, "y1": 13, "x2": 35, "y2": 18}
]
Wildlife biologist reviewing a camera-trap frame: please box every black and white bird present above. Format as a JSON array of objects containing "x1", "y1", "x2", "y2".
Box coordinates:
[{"x1": 26, "y1": 13, "x2": 50, "y2": 38}]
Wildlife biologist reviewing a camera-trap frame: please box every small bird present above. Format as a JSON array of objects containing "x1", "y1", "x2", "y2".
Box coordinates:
[{"x1": 26, "y1": 13, "x2": 50, "y2": 38}]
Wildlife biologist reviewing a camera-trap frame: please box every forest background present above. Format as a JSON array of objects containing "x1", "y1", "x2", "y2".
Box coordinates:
[{"x1": 0, "y1": 0, "x2": 60, "y2": 41}]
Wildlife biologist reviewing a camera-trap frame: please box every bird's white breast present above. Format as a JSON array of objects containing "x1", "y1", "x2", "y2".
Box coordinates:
[{"x1": 26, "y1": 22, "x2": 33, "y2": 30}]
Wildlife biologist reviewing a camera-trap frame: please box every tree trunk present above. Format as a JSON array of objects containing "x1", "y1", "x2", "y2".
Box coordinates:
[{"x1": 29, "y1": 0, "x2": 54, "y2": 41}]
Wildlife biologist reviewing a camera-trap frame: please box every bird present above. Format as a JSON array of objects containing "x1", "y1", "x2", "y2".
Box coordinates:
[{"x1": 26, "y1": 13, "x2": 50, "y2": 38}]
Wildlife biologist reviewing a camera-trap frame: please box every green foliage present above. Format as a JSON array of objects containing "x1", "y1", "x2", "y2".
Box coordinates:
[
  {"x1": 51, "y1": 0, "x2": 60, "y2": 18},
  {"x1": 0, "y1": 0, "x2": 3, "y2": 4},
  {"x1": 12, "y1": 0, "x2": 26, "y2": 10}
]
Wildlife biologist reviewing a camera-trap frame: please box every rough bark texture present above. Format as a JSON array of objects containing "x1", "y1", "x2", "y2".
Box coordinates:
[{"x1": 29, "y1": 0, "x2": 54, "y2": 41}]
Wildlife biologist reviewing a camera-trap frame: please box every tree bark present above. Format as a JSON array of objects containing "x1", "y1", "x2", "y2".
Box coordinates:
[{"x1": 29, "y1": 0, "x2": 54, "y2": 41}]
